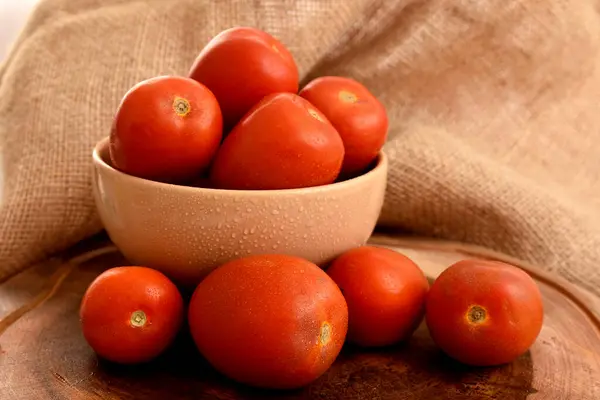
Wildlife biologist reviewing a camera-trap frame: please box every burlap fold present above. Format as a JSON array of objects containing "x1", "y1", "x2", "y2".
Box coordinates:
[{"x1": 1, "y1": 0, "x2": 599, "y2": 293}]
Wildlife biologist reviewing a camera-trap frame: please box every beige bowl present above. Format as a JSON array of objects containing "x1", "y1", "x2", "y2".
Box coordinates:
[{"x1": 92, "y1": 137, "x2": 388, "y2": 286}]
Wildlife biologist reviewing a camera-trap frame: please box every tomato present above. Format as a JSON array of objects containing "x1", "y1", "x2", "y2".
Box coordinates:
[
  {"x1": 425, "y1": 260, "x2": 544, "y2": 366},
  {"x1": 209, "y1": 93, "x2": 345, "y2": 190},
  {"x1": 299, "y1": 76, "x2": 388, "y2": 177},
  {"x1": 109, "y1": 76, "x2": 222, "y2": 183},
  {"x1": 188, "y1": 254, "x2": 348, "y2": 389},
  {"x1": 327, "y1": 246, "x2": 429, "y2": 347},
  {"x1": 189, "y1": 27, "x2": 299, "y2": 130},
  {"x1": 80, "y1": 266, "x2": 184, "y2": 364}
]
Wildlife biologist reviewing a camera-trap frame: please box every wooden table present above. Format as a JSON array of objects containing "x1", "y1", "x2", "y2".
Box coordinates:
[{"x1": 1, "y1": 234, "x2": 600, "y2": 399}]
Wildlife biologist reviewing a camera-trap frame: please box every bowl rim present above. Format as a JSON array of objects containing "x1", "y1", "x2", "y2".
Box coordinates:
[{"x1": 92, "y1": 136, "x2": 388, "y2": 196}]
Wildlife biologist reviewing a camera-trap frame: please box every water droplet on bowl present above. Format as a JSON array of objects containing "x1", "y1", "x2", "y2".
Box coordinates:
[{"x1": 272, "y1": 210, "x2": 280, "y2": 215}]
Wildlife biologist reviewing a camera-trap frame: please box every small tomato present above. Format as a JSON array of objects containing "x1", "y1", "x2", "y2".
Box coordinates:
[
  {"x1": 109, "y1": 76, "x2": 222, "y2": 183},
  {"x1": 426, "y1": 260, "x2": 544, "y2": 366},
  {"x1": 209, "y1": 93, "x2": 344, "y2": 190},
  {"x1": 189, "y1": 27, "x2": 299, "y2": 130},
  {"x1": 327, "y1": 246, "x2": 429, "y2": 347},
  {"x1": 80, "y1": 266, "x2": 184, "y2": 364},
  {"x1": 299, "y1": 76, "x2": 388, "y2": 177}
]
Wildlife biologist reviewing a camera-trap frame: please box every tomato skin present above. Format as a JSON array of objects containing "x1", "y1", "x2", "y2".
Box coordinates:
[
  {"x1": 80, "y1": 266, "x2": 184, "y2": 364},
  {"x1": 188, "y1": 254, "x2": 348, "y2": 389},
  {"x1": 109, "y1": 76, "x2": 223, "y2": 183},
  {"x1": 327, "y1": 246, "x2": 429, "y2": 347},
  {"x1": 209, "y1": 93, "x2": 345, "y2": 190},
  {"x1": 189, "y1": 27, "x2": 299, "y2": 130},
  {"x1": 299, "y1": 76, "x2": 388, "y2": 177},
  {"x1": 425, "y1": 260, "x2": 544, "y2": 366}
]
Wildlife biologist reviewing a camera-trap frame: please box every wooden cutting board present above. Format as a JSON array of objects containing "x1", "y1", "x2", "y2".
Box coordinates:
[{"x1": 1, "y1": 234, "x2": 600, "y2": 400}]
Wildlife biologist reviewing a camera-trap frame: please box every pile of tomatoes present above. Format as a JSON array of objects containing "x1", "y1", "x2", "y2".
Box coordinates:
[
  {"x1": 83, "y1": 26, "x2": 544, "y2": 390},
  {"x1": 80, "y1": 246, "x2": 544, "y2": 390},
  {"x1": 109, "y1": 27, "x2": 388, "y2": 190}
]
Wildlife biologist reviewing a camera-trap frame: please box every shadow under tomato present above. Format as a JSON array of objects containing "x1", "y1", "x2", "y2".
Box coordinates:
[
  {"x1": 87, "y1": 320, "x2": 536, "y2": 400},
  {"x1": 308, "y1": 324, "x2": 537, "y2": 400},
  {"x1": 88, "y1": 326, "x2": 309, "y2": 400}
]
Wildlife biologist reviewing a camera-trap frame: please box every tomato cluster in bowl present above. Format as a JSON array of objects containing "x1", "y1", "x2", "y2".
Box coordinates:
[{"x1": 109, "y1": 26, "x2": 388, "y2": 190}]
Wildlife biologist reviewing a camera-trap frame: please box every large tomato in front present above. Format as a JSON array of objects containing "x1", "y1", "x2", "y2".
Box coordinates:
[
  {"x1": 187, "y1": 254, "x2": 348, "y2": 389},
  {"x1": 209, "y1": 93, "x2": 345, "y2": 190},
  {"x1": 426, "y1": 260, "x2": 544, "y2": 366},
  {"x1": 109, "y1": 76, "x2": 222, "y2": 183},
  {"x1": 189, "y1": 27, "x2": 299, "y2": 130}
]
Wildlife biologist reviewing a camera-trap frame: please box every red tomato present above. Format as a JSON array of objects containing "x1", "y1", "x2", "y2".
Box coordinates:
[
  {"x1": 109, "y1": 76, "x2": 222, "y2": 183},
  {"x1": 80, "y1": 266, "x2": 184, "y2": 364},
  {"x1": 299, "y1": 76, "x2": 388, "y2": 177},
  {"x1": 327, "y1": 246, "x2": 429, "y2": 347},
  {"x1": 209, "y1": 93, "x2": 344, "y2": 190},
  {"x1": 189, "y1": 27, "x2": 299, "y2": 130},
  {"x1": 426, "y1": 260, "x2": 544, "y2": 366},
  {"x1": 188, "y1": 254, "x2": 348, "y2": 389}
]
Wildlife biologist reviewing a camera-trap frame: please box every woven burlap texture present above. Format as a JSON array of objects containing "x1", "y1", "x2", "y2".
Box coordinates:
[{"x1": 1, "y1": 0, "x2": 599, "y2": 293}]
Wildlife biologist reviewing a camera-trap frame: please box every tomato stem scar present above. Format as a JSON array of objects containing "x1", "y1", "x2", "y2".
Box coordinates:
[
  {"x1": 467, "y1": 305, "x2": 487, "y2": 324},
  {"x1": 308, "y1": 109, "x2": 324, "y2": 122},
  {"x1": 173, "y1": 97, "x2": 191, "y2": 117},
  {"x1": 319, "y1": 321, "x2": 332, "y2": 346},
  {"x1": 130, "y1": 310, "x2": 147, "y2": 327},
  {"x1": 338, "y1": 90, "x2": 358, "y2": 103}
]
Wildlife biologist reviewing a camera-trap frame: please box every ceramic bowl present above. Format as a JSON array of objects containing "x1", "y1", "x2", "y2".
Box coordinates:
[{"x1": 92, "y1": 137, "x2": 388, "y2": 286}]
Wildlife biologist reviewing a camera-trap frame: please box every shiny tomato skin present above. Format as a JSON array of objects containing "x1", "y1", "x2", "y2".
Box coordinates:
[
  {"x1": 188, "y1": 254, "x2": 348, "y2": 389},
  {"x1": 80, "y1": 266, "x2": 184, "y2": 364},
  {"x1": 109, "y1": 76, "x2": 223, "y2": 183},
  {"x1": 327, "y1": 246, "x2": 429, "y2": 347},
  {"x1": 426, "y1": 260, "x2": 544, "y2": 366},
  {"x1": 209, "y1": 93, "x2": 345, "y2": 190},
  {"x1": 189, "y1": 27, "x2": 299, "y2": 130},
  {"x1": 299, "y1": 76, "x2": 388, "y2": 177}
]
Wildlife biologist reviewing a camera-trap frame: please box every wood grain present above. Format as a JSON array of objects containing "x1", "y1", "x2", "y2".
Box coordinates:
[{"x1": 1, "y1": 234, "x2": 600, "y2": 399}]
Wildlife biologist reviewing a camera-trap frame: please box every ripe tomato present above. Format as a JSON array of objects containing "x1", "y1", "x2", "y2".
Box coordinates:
[
  {"x1": 188, "y1": 254, "x2": 348, "y2": 389},
  {"x1": 109, "y1": 76, "x2": 222, "y2": 183},
  {"x1": 426, "y1": 260, "x2": 544, "y2": 366},
  {"x1": 327, "y1": 246, "x2": 429, "y2": 347},
  {"x1": 189, "y1": 27, "x2": 299, "y2": 130},
  {"x1": 80, "y1": 266, "x2": 184, "y2": 364},
  {"x1": 209, "y1": 93, "x2": 345, "y2": 190},
  {"x1": 299, "y1": 76, "x2": 388, "y2": 177}
]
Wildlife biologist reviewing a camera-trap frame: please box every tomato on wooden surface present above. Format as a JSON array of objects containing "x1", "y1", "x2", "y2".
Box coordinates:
[
  {"x1": 188, "y1": 254, "x2": 348, "y2": 389},
  {"x1": 426, "y1": 259, "x2": 544, "y2": 366},
  {"x1": 80, "y1": 266, "x2": 184, "y2": 364},
  {"x1": 327, "y1": 246, "x2": 429, "y2": 347},
  {"x1": 209, "y1": 93, "x2": 345, "y2": 190},
  {"x1": 109, "y1": 76, "x2": 222, "y2": 183},
  {"x1": 299, "y1": 76, "x2": 388, "y2": 177},
  {"x1": 189, "y1": 27, "x2": 299, "y2": 130}
]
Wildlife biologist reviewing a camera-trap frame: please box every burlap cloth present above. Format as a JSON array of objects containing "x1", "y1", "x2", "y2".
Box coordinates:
[{"x1": 1, "y1": 0, "x2": 599, "y2": 296}]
